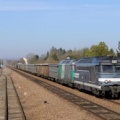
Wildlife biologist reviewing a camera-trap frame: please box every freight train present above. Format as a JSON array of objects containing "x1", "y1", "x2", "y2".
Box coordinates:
[{"x1": 16, "y1": 56, "x2": 120, "y2": 98}]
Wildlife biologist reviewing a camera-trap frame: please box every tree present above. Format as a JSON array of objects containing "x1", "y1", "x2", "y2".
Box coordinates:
[
  {"x1": 26, "y1": 53, "x2": 39, "y2": 64},
  {"x1": 44, "y1": 51, "x2": 49, "y2": 60},
  {"x1": 52, "y1": 53, "x2": 58, "y2": 61},
  {"x1": 24, "y1": 41, "x2": 117, "y2": 64},
  {"x1": 109, "y1": 48, "x2": 115, "y2": 56},
  {"x1": 85, "y1": 42, "x2": 109, "y2": 57},
  {"x1": 34, "y1": 55, "x2": 39, "y2": 60},
  {"x1": 117, "y1": 50, "x2": 120, "y2": 57}
]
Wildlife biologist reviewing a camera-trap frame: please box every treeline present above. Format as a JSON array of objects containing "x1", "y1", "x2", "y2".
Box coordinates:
[{"x1": 26, "y1": 41, "x2": 120, "y2": 64}]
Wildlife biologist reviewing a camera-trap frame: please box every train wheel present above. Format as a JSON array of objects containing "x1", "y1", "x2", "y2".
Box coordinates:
[
  {"x1": 68, "y1": 82, "x2": 74, "y2": 88},
  {"x1": 91, "y1": 88, "x2": 95, "y2": 95},
  {"x1": 91, "y1": 88, "x2": 100, "y2": 97},
  {"x1": 59, "y1": 80, "x2": 63, "y2": 85},
  {"x1": 96, "y1": 90, "x2": 100, "y2": 96},
  {"x1": 77, "y1": 84, "x2": 81, "y2": 90},
  {"x1": 100, "y1": 91, "x2": 105, "y2": 98}
]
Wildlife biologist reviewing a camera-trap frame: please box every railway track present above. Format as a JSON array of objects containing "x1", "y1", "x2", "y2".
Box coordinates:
[
  {"x1": 11, "y1": 67, "x2": 120, "y2": 120},
  {"x1": 0, "y1": 69, "x2": 26, "y2": 120},
  {"x1": 110, "y1": 100, "x2": 120, "y2": 105},
  {"x1": 102, "y1": 98, "x2": 120, "y2": 106}
]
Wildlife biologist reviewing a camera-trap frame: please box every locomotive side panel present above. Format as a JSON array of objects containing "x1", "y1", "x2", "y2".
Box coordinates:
[{"x1": 63, "y1": 64, "x2": 74, "y2": 84}]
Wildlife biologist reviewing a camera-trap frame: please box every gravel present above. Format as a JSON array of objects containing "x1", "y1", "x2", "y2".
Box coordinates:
[{"x1": 10, "y1": 69, "x2": 101, "y2": 120}]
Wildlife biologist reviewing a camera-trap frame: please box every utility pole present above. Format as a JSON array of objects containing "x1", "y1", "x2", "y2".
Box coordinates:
[
  {"x1": 118, "y1": 41, "x2": 120, "y2": 51},
  {"x1": 117, "y1": 41, "x2": 120, "y2": 57}
]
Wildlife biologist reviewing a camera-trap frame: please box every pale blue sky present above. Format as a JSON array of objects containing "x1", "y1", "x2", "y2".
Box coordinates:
[{"x1": 0, "y1": 0, "x2": 120, "y2": 59}]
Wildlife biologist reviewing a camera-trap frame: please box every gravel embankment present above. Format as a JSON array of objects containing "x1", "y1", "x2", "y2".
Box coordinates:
[{"x1": 10, "y1": 69, "x2": 101, "y2": 120}]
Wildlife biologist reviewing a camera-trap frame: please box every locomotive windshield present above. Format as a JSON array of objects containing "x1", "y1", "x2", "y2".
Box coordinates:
[
  {"x1": 102, "y1": 65, "x2": 113, "y2": 73},
  {"x1": 115, "y1": 66, "x2": 120, "y2": 73},
  {"x1": 102, "y1": 65, "x2": 120, "y2": 73}
]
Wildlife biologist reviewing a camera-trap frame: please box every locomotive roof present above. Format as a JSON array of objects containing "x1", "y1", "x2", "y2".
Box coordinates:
[
  {"x1": 58, "y1": 58, "x2": 76, "y2": 65},
  {"x1": 76, "y1": 56, "x2": 120, "y2": 65}
]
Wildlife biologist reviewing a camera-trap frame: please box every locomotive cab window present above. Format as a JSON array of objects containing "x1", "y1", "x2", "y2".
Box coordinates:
[
  {"x1": 102, "y1": 65, "x2": 113, "y2": 73},
  {"x1": 115, "y1": 66, "x2": 120, "y2": 73}
]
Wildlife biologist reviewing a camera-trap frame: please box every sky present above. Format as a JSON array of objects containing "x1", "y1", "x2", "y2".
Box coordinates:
[{"x1": 0, "y1": 0, "x2": 120, "y2": 59}]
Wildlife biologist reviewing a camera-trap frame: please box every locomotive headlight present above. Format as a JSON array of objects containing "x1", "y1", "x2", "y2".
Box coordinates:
[
  {"x1": 108, "y1": 80, "x2": 111, "y2": 83},
  {"x1": 104, "y1": 80, "x2": 108, "y2": 84},
  {"x1": 104, "y1": 80, "x2": 111, "y2": 84}
]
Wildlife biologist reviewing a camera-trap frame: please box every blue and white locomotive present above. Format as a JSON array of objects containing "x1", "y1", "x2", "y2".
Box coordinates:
[{"x1": 74, "y1": 56, "x2": 120, "y2": 97}]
